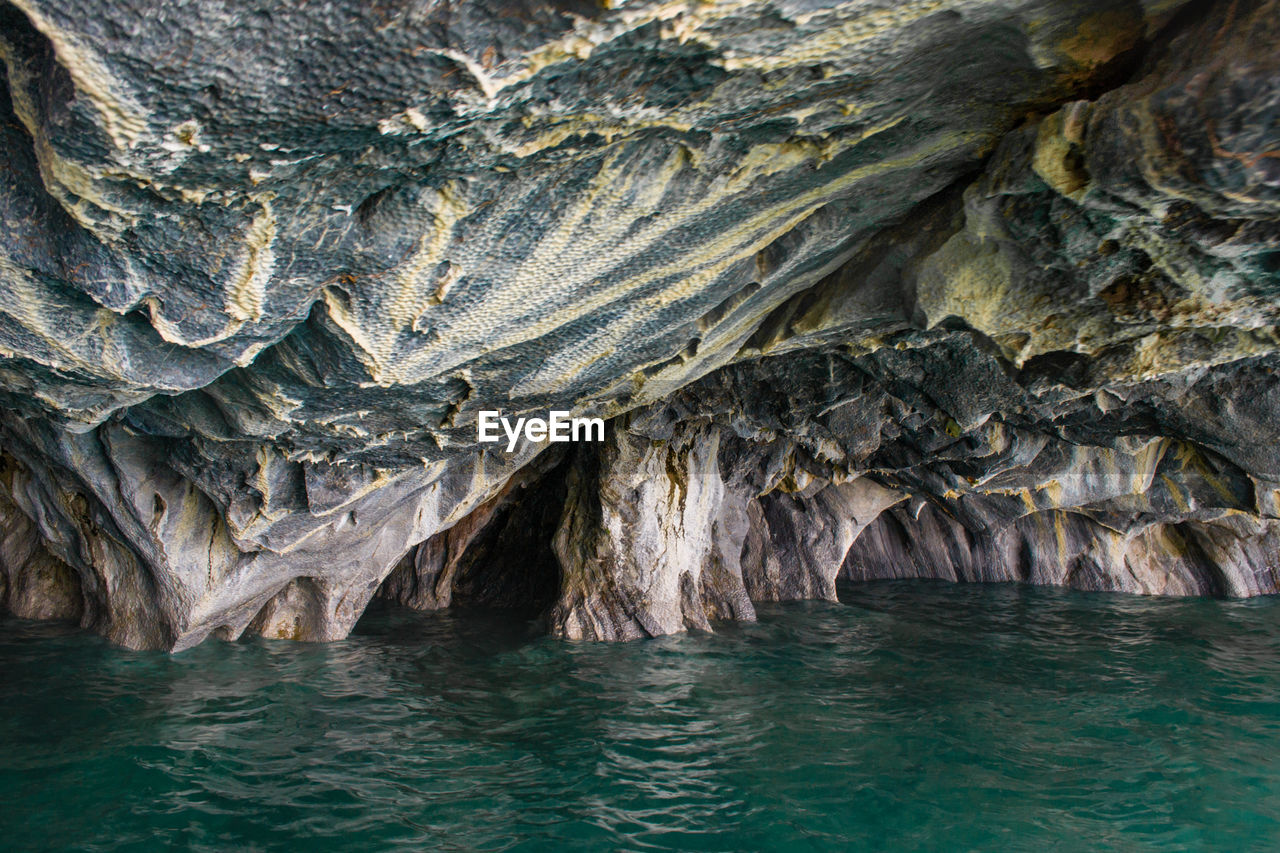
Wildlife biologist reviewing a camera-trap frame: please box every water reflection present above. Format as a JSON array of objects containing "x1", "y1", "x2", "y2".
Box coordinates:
[{"x1": 2, "y1": 582, "x2": 1280, "y2": 851}]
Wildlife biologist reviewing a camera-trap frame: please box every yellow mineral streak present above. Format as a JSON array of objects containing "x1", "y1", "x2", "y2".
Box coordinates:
[
  {"x1": 1133, "y1": 439, "x2": 1168, "y2": 494},
  {"x1": 378, "y1": 107, "x2": 431, "y2": 136},
  {"x1": 1020, "y1": 489, "x2": 1037, "y2": 513},
  {"x1": 917, "y1": 235, "x2": 1018, "y2": 350},
  {"x1": 719, "y1": 0, "x2": 950, "y2": 72},
  {"x1": 417, "y1": 127, "x2": 970, "y2": 392},
  {"x1": 0, "y1": 250, "x2": 181, "y2": 401},
  {"x1": 8, "y1": 0, "x2": 148, "y2": 150},
  {"x1": 1162, "y1": 474, "x2": 1190, "y2": 512},
  {"x1": 322, "y1": 183, "x2": 470, "y2": 384},
  {"x1": 511, "y1": 1, "x2": 724, "y2": 86},
  {"x1": 0, "y1": 35, "x2": 139, "y2": 232},
  {"x1": 501, "y1": 113, "x2": 696, "y2": 159},
  {"x1": 1173, "y1": 441, "x2": 1241, "y2": 505},
  {"x1": 0, "y1": 252, "x2": 100, "y2": 376},
  {"x1": 1057, "y1": 9, "x2": 1143, "y2": 67},
  {"x1": 1054, "y1": 511, "x2": 1069, "y2": 570},
  {"x1": 452, "y1": 0, "x2": 958, "y2": 115},
  {"x1": 226, "y1": 202, "x2": 277, "y2": 323},
  {"x1": 1031, "y1": 110, "x2": 1090, "y2": 199}
]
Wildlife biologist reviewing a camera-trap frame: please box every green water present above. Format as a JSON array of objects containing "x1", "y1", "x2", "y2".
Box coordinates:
[{"x1": 4, "y1": 582, "x2": 1280, "y2": 852}]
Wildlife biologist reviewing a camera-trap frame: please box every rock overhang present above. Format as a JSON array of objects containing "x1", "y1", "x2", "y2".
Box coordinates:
[{"x1": 0, "y1": 0, "x2": 1276, "y2": 649}]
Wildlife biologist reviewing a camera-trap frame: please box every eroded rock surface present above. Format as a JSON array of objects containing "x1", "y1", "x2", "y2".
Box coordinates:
[{"x1": 1, "y1": 0, "x2": 1278, "y2": 648}]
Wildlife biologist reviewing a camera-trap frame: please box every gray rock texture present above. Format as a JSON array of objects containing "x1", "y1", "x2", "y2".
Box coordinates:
[{"x1": 0, "y1": 0, "x2": 1278, "y2": 648}]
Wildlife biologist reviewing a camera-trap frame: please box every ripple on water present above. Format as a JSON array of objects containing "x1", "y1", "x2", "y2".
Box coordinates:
[{"x1": 3, "y1": 582, "x2": 1280, "y2": 851}]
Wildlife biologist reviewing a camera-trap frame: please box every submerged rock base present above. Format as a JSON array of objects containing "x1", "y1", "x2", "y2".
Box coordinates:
[
  {"x1": 382, "y1": 339, "x2": 1280, "y2": 640},
  {"x1": 0, "y1": 0, "x2": 1278, "y2": 648}
]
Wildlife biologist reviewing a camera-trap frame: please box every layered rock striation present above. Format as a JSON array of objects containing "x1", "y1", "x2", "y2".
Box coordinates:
[{"x1": 0, "y1": 0, "x2": 1277, "y2": 648}]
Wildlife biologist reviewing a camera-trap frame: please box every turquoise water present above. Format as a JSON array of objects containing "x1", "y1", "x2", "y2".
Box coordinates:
[{"x1": 4, "y1": 582, "x2": 1280, "y2": 851}]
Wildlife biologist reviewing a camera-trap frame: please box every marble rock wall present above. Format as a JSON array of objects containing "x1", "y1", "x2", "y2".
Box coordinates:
[{"x1": 1, "y1": 0, "x2": 1277, "y2": 647}]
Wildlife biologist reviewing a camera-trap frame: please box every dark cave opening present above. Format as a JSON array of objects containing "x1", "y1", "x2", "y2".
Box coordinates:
[{"x1": 372, "y1": 450, "x2": 571, "y2": 623}]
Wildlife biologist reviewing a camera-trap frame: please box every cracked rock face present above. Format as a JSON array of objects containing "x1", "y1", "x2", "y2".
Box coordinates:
[{"x1": 0, "y1": 0, "x2": 1278, "y2": 649}]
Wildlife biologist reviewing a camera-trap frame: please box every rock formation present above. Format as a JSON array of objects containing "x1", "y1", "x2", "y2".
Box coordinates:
[{"x1": 0, "y1": 0, "x2": 1277, "y2": 649}]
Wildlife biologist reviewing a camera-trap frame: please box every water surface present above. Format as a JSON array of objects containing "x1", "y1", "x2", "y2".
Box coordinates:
[{"x1": 3, "y1": 581, "x2": 1280, "y2": 851}]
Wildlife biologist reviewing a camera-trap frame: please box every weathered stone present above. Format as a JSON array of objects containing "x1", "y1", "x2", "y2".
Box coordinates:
[
  {"x1": 0, "y1": 0, "x2": 1278, "y2": 648},
  {"x1": 379, "y1": 447, "x2": 566, "y2": 613},
  {"x1": 547, "y1": 420, "x2": 754, "y2": 640}
]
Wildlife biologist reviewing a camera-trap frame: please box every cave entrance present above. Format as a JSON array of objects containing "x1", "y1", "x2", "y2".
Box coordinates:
[{"x1": 374, "y1": 452, "x2": 570, "y2": 621}]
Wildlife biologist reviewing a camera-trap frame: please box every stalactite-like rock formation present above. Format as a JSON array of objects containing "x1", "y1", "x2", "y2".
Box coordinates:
[{"x1": 0, "y1": 0, "x2": 1277, "y2": 648}]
